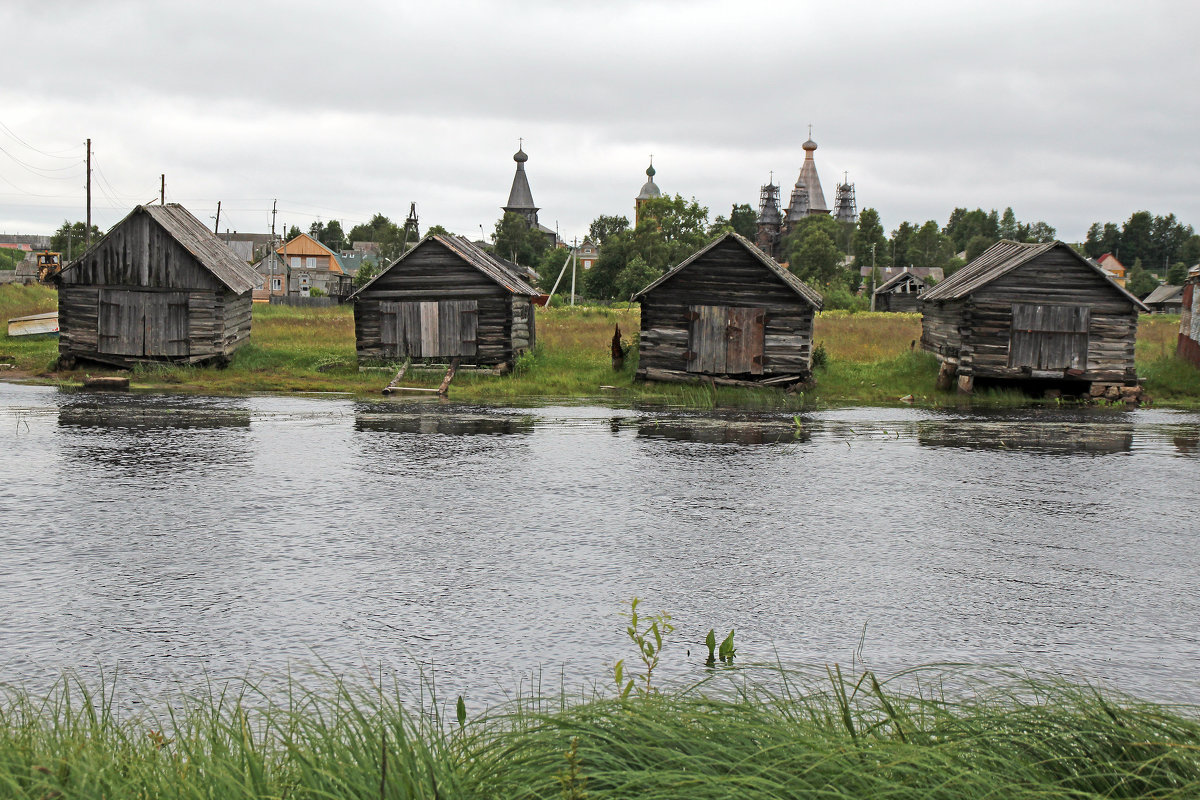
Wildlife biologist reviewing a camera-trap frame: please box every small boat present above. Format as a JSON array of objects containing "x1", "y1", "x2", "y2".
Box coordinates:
[{"x1": 7, "y1": 311, "x2": 59, "y2": 337}]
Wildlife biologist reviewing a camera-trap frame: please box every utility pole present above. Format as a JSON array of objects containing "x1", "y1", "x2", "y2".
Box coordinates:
[
  {"x1": 213, "y1": 201, "x2": 221, "y2": 234},
  {"x1": 282, "y1": 225, "x2": 290, "y2": 297},
  {"x1": 570, "y1": 237, "x2": 577, "y2": 307},
  {"x1": 85, "y1": 138, "x2": 92, "y2": 250},
  {"x1": 869, "y1": 243, "x2": 877, "y2": 312},
  {"x1": 270, "y1": 199, "x2": 277, "y2": 238},
  {"x1": 160, "y1": 174, "x2": 165, "y2": 205}
]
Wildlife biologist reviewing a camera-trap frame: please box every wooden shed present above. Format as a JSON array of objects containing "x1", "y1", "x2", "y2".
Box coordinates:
[
  {"x1": 1179, "y1": 266, "x2": 1200, "y2": 369},
  {"x1": 633, "y1": 232, "x2": 823, "y2": 386},
  {"x1": 920, "y1": 240, "x2": 1148, "y2": 393},
  {"x1": 57, "y1": 204, "x2": 259, "y2": 369},
  {"x1": 351, "y1": 234, "x2": 538, "y2": 367},
  {"x1": 873, "y1": 270, "x2": 930, "y2": 312}
]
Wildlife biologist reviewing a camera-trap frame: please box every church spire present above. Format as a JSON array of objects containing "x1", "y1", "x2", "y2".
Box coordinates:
[
  {"x1": 503, "y1": 140, "x2": 540, "y2": 228},
  {"x1": 635, "y1": 155, "x2": 661, "y2": 225}
]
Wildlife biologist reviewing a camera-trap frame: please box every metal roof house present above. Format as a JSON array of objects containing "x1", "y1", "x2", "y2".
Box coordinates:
[
  {"x1": 350, "y1": 234, "x2": 538, "y2": 367},
  {"x1": 920, "y1": 240, "x2": 1147, "y2": 394},
  {"x1": 56, "y1": 203, "x2": 259, "y2": 369},
  {"x1": 634, "y1": 232, "x2": 823, "y2": 387},
  {"x1": 1143, "y1": 283, "x2": 1183, "y2": 314}
]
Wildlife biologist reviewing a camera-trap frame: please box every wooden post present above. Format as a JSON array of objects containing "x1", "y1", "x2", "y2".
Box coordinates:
[
  {"x1": 957, "y1": 373, "x2": 974, "y2": 394},
  {"x1": 611, "y1": 323, "x2": 625, "y2": 371},
  {"x1": 160, "y1": 174, "x2": 165, "y2": 205},
  {"x1": 437, "y1": 357, "x2": 460, "y2": 396},
  {"x1": 213, "y1": 201, "x2": 221, "y2": 234},
  {"x1": 85, "y1": 138, "x2": 92, "y2": 250},
  {"x1": 381, "y1": 358, "x2": 411, "y2": 395}
]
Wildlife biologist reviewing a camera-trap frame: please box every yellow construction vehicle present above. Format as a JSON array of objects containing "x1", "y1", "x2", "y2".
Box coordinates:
[{"x1": 36, "y1": 251, "x2": 62, "y2": 283}]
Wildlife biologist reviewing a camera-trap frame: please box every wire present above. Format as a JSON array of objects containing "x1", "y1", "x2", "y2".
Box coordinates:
[
  {"x1": 0, "y1": 120, "x2": 78, "y2": 159},
  {"x1": 0, "y1": 170, "x2": 78, "y2": 198},
  {"x1": 0, "y1": 143, "x2": 83, "y2": 179}
]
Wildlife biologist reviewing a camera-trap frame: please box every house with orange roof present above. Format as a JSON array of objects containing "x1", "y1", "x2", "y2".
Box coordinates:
[{"x1": 275, "y1": 232, "x2": 351, "y2": 297}]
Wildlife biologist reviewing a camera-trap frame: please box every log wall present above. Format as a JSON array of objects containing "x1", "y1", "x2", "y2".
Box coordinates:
[
  {"x1": 637, "y1": 238, "x2": 815, "y2": 379},
  {"x1": 921, "y1": 250, "x2": 1139, "y2": 383},
  {"x1": 354, "y1": 242, "x2": 528, "y2": 366}
]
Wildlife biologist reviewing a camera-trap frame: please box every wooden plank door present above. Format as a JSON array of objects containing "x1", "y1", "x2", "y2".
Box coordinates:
[
  {"x1": 1010, "y1": 304, "x2": 1089, "y2": 370},
  {"x1": 437, "y1": 300, "x2": 478, "y2": 357},
  {"x1": 143, "y1": 292, "x2": 189, "y2": 356},
  {"x1": 687, "y1": 305, "x2": 765, "y2": 374},
  {"x1": 97, "y1": 289, "x2": 145, "y2": 355},
  {"x1": 383, "y1": 300, "x2": 479, "y2": 358},
  {"x1": 725, "y1": 307, "x2": 765, "y2": 374}
]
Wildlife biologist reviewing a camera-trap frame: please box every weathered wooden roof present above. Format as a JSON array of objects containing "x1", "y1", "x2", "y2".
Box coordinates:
[
  {"x1": 1143, "y1": 283, "x2": 1183, "y2": 305},
  {"x1": 350, "y1": 234, "x2": 539, "y2": 299},
  {"x1": 874, "y1": 269, "x2": 929, "y2": 295},
  {"x1": 633, "y1": 232, "x2": 823, "y2": 309},
  {"x1": 922, "y1": 240, "x2": 1148, "y2": 311},
  {"x1": 61, "y1": 204, "x2": 260, "y2": 294}
]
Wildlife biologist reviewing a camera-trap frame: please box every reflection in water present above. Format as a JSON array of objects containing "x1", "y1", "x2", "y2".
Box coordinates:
[
  {"x1": 354, "y1": 409, "x2": 534, "y2": 437},
  {"x1": 2, "y1": 385, "x2": 1200, "y2": 707},
  {"x1": 917, "y1": 420, "x2": 1134, "y2": 455},
  {"x1": 636, "y1": 417, "x2": 811, "y2": 446}
]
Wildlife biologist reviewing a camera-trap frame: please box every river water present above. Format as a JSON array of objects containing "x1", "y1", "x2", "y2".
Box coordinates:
[{"x1": 1, "y1": 381, "x2": 1198, "y2": 704}]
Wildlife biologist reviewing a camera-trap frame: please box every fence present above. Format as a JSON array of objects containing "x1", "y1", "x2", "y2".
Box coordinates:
[{"x1": 268, "y1": 295, "x2": 341, "y2": 308}]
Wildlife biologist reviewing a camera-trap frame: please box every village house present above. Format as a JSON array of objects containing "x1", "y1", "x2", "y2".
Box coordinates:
[
  {"x1": 873, "y1": 270, "x2": 931, "y2": 312},
  {"x1": 351, "y1": 234, "x2": 538, "y2": 367},
  {"x1": 1095, "y1": 252, "x2": 1127, "y2": 287},
  {"x1": 1143, "y1": 283, "x2": 1183, "y2": 314},
  {"x1": 634, "y1": 232, "x2": 822, "y2": 387},
  {"x1": 275, "y1": 232, "x2": 350, "y2": 297},
  {"x1": 56, "y1": 203, "x2": 259, "y2": 368},
  {"x1": 920, "y1": 239, "x2": 1147, "y2": 396}
]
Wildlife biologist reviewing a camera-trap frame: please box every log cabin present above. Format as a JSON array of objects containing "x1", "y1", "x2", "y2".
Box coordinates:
[
  {"x1": 350, "y1": 234, "x2": 538, "y2": 367},
  {"x1": 57, "y1": 204, "x2": 260, "y2": 369},
  {"x1": 633, "y1": 232, "x2": 823, "y2": 387},
  {"x1": 873, "y1": 270, "x2": 930, "y2": 312},
  {"x1": 1179, "y1": 266, "x2": 1200, "y2": 369},
  {"x1": 920, "y1": 240, "x2": 1148, "y2": 393}
]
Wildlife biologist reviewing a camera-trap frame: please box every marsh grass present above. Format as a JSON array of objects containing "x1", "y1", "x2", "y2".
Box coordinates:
[{"x1": 2, "y1": 665, "x2": 1198, "y2": 799}]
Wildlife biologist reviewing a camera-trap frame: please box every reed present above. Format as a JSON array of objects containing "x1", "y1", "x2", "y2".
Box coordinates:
[{"x1": 2, "y1": 665, "x2": 1197, "y2": 799}]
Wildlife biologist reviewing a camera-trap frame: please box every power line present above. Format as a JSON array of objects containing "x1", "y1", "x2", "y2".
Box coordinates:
[
  {"x1": 0, "y1": 120, "x2": 78, "y2": 159},
  {"x1": 0, "y1": 143, "x2": 83, "y2": 179}
]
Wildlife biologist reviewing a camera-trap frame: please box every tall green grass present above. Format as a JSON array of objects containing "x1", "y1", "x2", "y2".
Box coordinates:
[{"x1": 2, "y1": 665, "x2": 1197, "y2": 799}]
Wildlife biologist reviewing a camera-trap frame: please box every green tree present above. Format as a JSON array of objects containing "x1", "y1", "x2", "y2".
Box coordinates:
[
  {"x1": 998, "y1": 207, "x2": 1018, "y2": 240},
  {"x1": 908, "y1": 220, "x2": 953, "y2": 268},
  {"x1": 890, "y1": 221, "x2": 916, "y2": 268},
  {"x1": 285, "y1": 225, "x2": 303, "y2": 240},
  {"x1": 1167, "y1": 262, "x2": 1188, "y2": 285},
  {"x1": 1120, "y1": 211, "x2": 1153, "y2": 265},
  {"x1": 615, "y1": 255, "x2": 662, "y2": 301},
  {"x1": 320, "y1": 220, "x2": 346, "y2": 251},
  {"x1": 588, "y1": 215, "x2": 629, "y2": 246},
  {"x1": 1180, "y1": 234, "x2": 1200, "y2": 266},
  {"x1": 1027, "y1": 221, "x2": 1057, "y2": 243},
  {"x1": 789, "y1": 228, "x2": 842, "y2": 286},
  {"x1": 425, "y1": 224, "x2": 452, "y2": 238},
  {"x1": 1085, "y1": 222, "x2": 1121, "y2": 258},
  {"x1": 352, "y1": 260, "x2": 380, "y2": 289},
  {"x1": 729, "y1": 203, "x2": 757, "y2": 239},
  {"x1": 1126, "y1": 260, "x2": 1159, "y2": 297},
  {"x1": 492, "y1": 212, "x2": 548, "y2": 267},
  {"x1": 965, "y1": 234, "x2": 995, "y2": 262},
  {"x1": 50, "y1": 220, "x2": 103, "y2": 258},
  {"x1": 851, "y1": 207, "x2": 888, "y2": 269},
  {"x1": 945, "y1": 208, "x2": 998, "y2": 251}
]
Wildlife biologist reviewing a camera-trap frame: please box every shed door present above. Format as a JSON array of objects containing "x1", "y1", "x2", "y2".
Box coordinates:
[
  {"x1": 99, "y1": 290, "x2": 190, "y2": 357},
  {"x1": 687, "y1": 305, "x2": 765, "y2": 375},
  {"x1": 379, "y1": 300, "x2": 477, "y2": 358},
  {"x1": 1009, "y1": 304, "x2": 1089, "y2": 370}
]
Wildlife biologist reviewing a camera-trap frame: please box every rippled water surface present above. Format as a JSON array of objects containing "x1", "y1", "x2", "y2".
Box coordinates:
[{"x1": 1, "y1": 382, "x2": 1198, "y2": 702}]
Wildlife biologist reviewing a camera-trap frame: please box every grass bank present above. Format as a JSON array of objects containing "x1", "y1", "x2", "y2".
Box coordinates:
[
  {"x1": 2, "y1": 665, "x2": 1198, "y2": 799},
  {"x1": 3, "y1": 286, "x2": 1197, "y2": 407}
]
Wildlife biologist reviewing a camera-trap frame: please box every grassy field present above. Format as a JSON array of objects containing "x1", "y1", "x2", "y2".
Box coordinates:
[
  {"x1": 1, "y1": 665, "x2": 1198, "y2": 799},
  {"x1": 2, "y1": 285, "x2": 1197, "y2": 407}
]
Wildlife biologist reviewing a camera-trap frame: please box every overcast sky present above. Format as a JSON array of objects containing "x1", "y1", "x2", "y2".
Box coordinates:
[{"x1": 2, "y1": 0, "x2": 1196, "y2": 245}]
